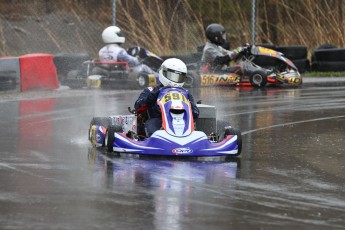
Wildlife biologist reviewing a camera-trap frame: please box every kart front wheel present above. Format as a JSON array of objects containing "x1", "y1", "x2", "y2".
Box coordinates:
[
  {"x1": 224, "y1": 128, "x2": 242, "y2": 155},
  {"x1": 250, "y1": 70, "x2": 267, "y2": 88},
  {"x1": 89, "y1": 117, "x2": 111, "y2": 145},
  {"x1": 105, "y1": 125, "x2": 123, "y2": 152}
]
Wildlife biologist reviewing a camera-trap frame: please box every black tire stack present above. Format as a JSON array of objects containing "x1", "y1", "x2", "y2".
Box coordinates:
[
  {"x1": 53, "y1": 53, "x2": 90, "y2": 83},
  {"x1": 253, "y1": 44, "x2": 310, "y2": 73},
  {"x1": 251, "y1": 44, "x2": 279, "y2": 68},
  {"x1": 276, "y1": 45, "x2": 309, "y2": 73},
  {"x1": 311, "y1": 44, "x2": 345, "y2": 72}
]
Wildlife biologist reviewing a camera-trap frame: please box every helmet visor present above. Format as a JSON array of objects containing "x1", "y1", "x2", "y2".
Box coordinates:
[
  {"x1": 221, "y1": 32, "x2": 226, "y2": 41},
  {"x1": 163, "y1": 68, "x2": 186, "y2": 83}
]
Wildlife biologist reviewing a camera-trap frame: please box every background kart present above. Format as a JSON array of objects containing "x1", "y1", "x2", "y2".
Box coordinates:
[
  {"x1": 185, "y1": 45, "x2": 302, "y2": 88},
  {"x1": 63, "y1": 46, "x2": 163, "y2": 89},
  {"x1": 88, "y1": 87, "x2": 242, "y2": 157}
]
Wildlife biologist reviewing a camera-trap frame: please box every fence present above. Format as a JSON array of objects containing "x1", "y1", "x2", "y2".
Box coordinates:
[{"x1": 0, "y1": 0, "x2": 344, "y2": 58}]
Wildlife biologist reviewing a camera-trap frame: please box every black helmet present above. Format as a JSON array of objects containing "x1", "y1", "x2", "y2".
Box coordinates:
[{"x1": 205, "y1": 23, "x2": 226, "y2": 45}]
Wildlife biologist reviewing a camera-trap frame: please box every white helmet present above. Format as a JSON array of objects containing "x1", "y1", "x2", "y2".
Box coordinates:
[
  {"x1": 159, "y1": 58, "x2": 187, "y2": 87},
  {"x1": 102, "y1": 26, "x2": 125, "y2": 44}
]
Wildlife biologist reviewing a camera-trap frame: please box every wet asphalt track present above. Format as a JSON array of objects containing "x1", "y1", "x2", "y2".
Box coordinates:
[{"x1": 0, "y1": 79, "x2": 344, "y2": 230}]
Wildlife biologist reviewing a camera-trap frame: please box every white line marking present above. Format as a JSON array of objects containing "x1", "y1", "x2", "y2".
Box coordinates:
[{"x1": 242, "y1": 115, "x2": 345, "y2": 135}]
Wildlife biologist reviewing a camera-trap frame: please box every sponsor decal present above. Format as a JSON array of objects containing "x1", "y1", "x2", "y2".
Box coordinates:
[
  {"x1": 96, "y1": 133, "x2": 102, "y2": 143},
  {"x1": 172, "y1": 147, "x2": 193, "y2": 155},
  {"x1": 200, "y1": 74, "x2": 240, "y2": 85},
  {"x1": 90, "y1": 126, "x2": 97, "y2": 144},
  {"x1": 148, "y1": 74, "x2": 157, "y2": 86}
]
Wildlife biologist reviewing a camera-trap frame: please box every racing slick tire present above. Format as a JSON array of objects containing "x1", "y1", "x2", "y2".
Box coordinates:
[
  {"x1": 311, "y1": 61, "x2": 345, "y2": 72},
  {"x1": 65, "y1": 69, "x2": 85, "y2": 89},
  {"x1": 137, "y1": 73, "x2": 149, "y2": 89},
  {"x1": 250, "y1": 70, "x2": 267, "y2": 88},
  {"x1": 276, "y1": 45, "x2": 308, "y2": 60},
  {"x1": 89, "y1": 117, "x2": 112, "y2": 146},
  {"x1": 311, "y1": 44, "x2": 337, "y2": 62},
  {"x1": 89, "y1": 117, "x2": 111, "y2": 139},
  {"x1": 292, "y1": 59, "x2": 310, "y2": 73},
  {"x1": 184, "y1": 73, "x2": 196, "y2": 88},
  {"x1": 105, "y1": 125, "x2": 123, "y2": 152},
  {"x1": 224, "y1": 128, "x2": 242, "y2": 155}
]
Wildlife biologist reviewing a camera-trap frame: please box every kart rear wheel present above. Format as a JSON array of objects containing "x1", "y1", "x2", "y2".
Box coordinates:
[
  {"x1": 250, "y1": 70, "x2": 267, "y2": 88},
  {"x1": 65, "y1": 70, "x2": 85, "y2": 89},
  {"x1": 184, "y1": 73, "x2": 195, "y2": 88},
  {"x1": 224, "y1": 128, "x2": 242, "y2": 155},
  {"x1": 105, "y1": 125, "x2": 123, "y2": 152},
  {"x1": 137, "y1": 74, "x2": 149, "y2": 89}
]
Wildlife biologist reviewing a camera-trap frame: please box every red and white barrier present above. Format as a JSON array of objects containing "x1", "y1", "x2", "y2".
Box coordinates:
[{"x1": 19, "y1": 53, "x2": 59, "y2": 92}]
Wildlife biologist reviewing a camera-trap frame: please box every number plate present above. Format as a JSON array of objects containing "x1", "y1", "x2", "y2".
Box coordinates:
[
  {"x1": 200, "y1": 74, "x2": 240, "y2": 85},
  {"x1": 87, "y1": 75, "x2": 102, "y2": 88}
]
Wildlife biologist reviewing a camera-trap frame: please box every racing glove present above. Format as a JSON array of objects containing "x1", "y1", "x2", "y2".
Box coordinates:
[
  {"x1": 236, "y1": 43, "x2": 251, "y2": 53},
  {"x1": 146, "y1": 90, "x2": 160, "y2": 107}
]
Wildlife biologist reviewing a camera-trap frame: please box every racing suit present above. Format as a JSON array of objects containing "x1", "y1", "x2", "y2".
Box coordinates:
[
  {"x1": 201, "y1": 41, "x2": 242, "y2": 72},
  {"x1": 92, "y1": 43, "x2": 156, "y2": 76},
  {"x1": 134, "y1": 84, "x2": 200, "y2": 137}
]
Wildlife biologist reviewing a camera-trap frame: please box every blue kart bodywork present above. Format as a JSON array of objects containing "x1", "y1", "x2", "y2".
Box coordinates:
[{"x1": 89, "y1": 87, "x2": 242, "y2": 157}]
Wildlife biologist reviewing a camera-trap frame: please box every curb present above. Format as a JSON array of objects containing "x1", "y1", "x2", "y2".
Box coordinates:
[{"x1": 302, "y1": 77, "x2": 345, "y2": 87}]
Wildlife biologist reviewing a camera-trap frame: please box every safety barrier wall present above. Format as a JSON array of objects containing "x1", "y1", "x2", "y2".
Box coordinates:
[
  {"x1": 0, "y1": 56, "x2": 21, "y2": 90},
  {"x1": 1, "y1": 43, "x2": 344, "y2": 92},
  {"x1": 164, "y1": 44, "x2": 345, "y2": 73},
  {"x1": 19, "y1": 53, "x2": 59, "y2": 92}
]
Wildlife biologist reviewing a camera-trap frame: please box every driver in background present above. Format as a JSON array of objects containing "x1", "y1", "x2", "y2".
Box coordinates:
[
  {"x1": 92, "y1": 25, "x2": 157, "y2": 76},
  {"x1": 201, "y1": 23, "x2": 250, "y2": 72},
  {"x1": 134, "y1": 58, "x2": 199, "y2": 137}
]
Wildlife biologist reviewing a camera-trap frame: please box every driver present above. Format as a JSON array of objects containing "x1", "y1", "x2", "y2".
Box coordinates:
[
  {"x1": 201, "y1": 23, "x2": 250, "y2": 72},
  {"x1": 134, "y1": 58, "x2": 199, "y2": 137},
  {"x1": 92, "y1": 25, "x2": 157, "y2": 76}
]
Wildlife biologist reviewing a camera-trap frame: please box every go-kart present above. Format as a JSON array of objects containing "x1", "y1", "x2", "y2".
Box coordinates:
[
  {"x1": 186, "y1": 45, "x2": 302, "y2": 88},
  {"x1": 63, "y1": 46, "x2": 163, "y2": 89},
  {"x1": 88, "y1": 87, "x2": 242, "y2": 157}
]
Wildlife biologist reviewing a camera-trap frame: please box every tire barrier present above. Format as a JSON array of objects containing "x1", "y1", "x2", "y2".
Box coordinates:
[
  {"x1": 276, "y1": 45, "x2": 309, "y2": 73},
  {"x1": 252, "y1": 45, "x2": 309, "y2": 73},
  {"x1": 313, "y1": 48, "x2": 345, "y2": 62},
  {"x1": 292, "y1": 59, "x2": 310, "y2": 73},
  {"x1": 53, "y1": 53, "x2": 90, "y2": 83},
  {"x1": 311, "y1": 61, "x2": 345, "y2": 72},
  {"x1": 0, "y1": 56, "x2": 20, "y2": 90},
  {"x1": 166, "y1": 44, "x2": 311, "y2": 74},
  {"x1": 311, "y1": 44, "x2": 337, "y2": 62},
  {"x1": 38, "y1": 44, "x2": 342, "y2": 80},
  {"x1": 311, "y1": 44, "x2": 345, "y2": 71},
  {"x1": 276, "y1": 45, "x2": 308, "y2": 60},
  {"x1": 19, "y1": 53, "x2": 59, "y2": 92}
]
